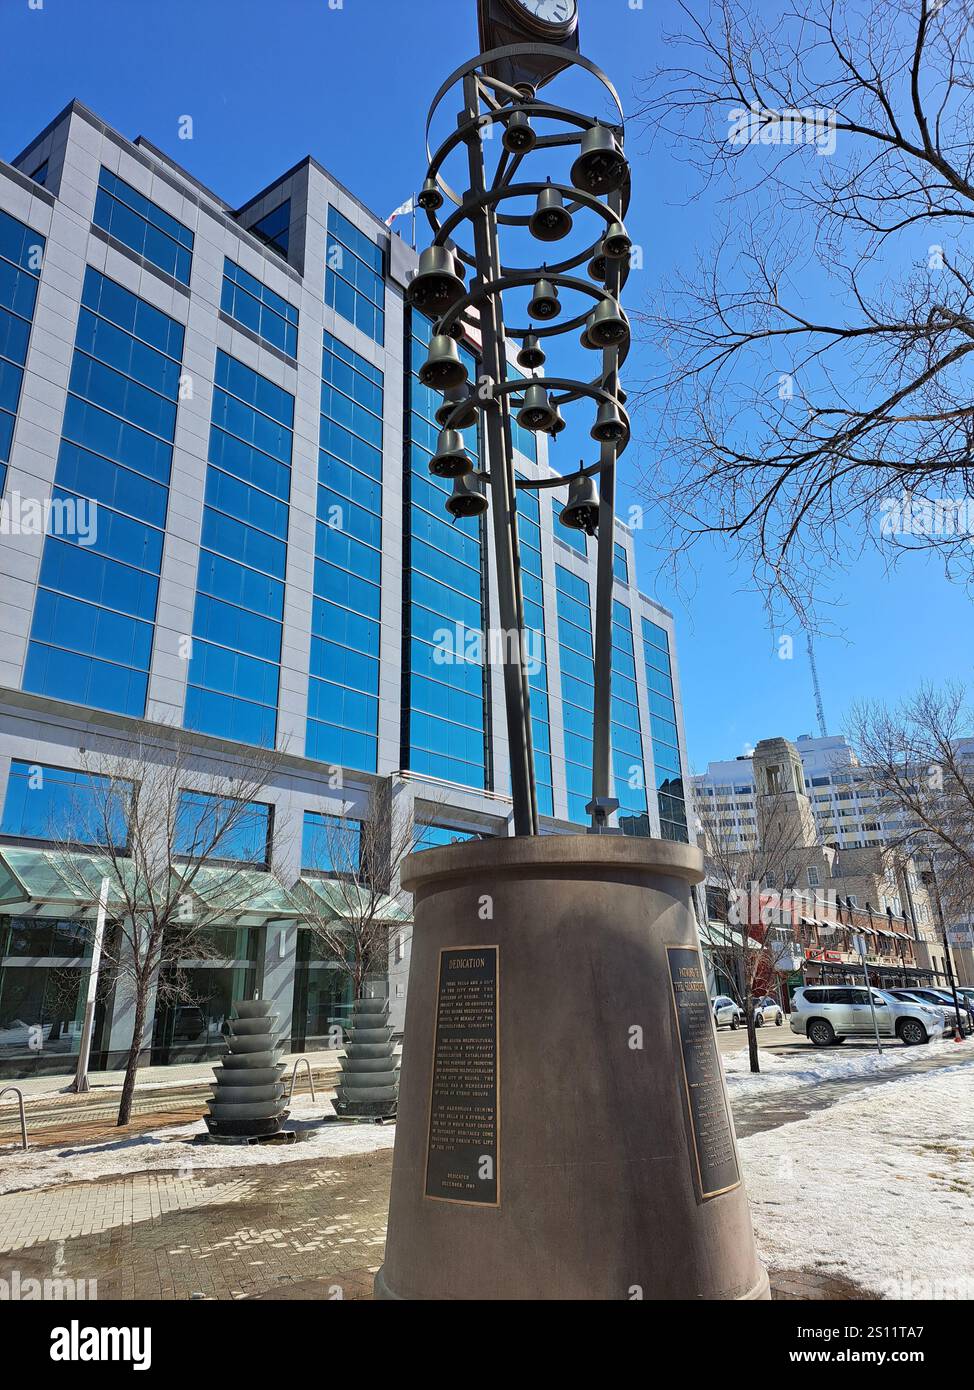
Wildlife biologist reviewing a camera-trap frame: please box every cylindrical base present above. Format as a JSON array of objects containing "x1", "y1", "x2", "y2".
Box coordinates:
[{"x1": 377, "y1": 836, "x2": 769, "y2": 1301}]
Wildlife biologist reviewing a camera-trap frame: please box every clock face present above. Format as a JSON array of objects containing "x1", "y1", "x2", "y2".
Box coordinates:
[{"x1": 504, "y1": 0, "x2": 579, "y2": 33}]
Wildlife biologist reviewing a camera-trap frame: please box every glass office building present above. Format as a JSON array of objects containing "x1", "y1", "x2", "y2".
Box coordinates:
[{"x1": 0, "y1": 101, "x2": 692, "y2": 1075}]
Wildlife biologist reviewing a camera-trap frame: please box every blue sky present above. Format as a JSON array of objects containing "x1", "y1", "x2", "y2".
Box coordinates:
[{"x1": 1, "y1": 0, "x2": 970, "y2": 771}]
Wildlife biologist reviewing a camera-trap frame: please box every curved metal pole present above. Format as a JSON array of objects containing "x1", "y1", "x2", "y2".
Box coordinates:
[
  {"x1": 286, "y1": 1057, "x2": 316, "y2": 1105},
  {"x1": 464, "y1": 69, "x2": 538, "y2": 836},
  {"x1": 0, "y1": 1087, "x2": 28, "y2": 1151}
]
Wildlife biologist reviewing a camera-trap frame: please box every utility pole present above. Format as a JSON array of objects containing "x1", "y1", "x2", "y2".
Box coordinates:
[{"x1": 72, "y1": 876, "x2": 110, "y2": 1093}]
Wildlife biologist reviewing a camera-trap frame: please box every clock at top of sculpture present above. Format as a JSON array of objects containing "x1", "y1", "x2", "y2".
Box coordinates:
[{"x1": 501, "y1": 0, "x2": 579, "y2": 36}]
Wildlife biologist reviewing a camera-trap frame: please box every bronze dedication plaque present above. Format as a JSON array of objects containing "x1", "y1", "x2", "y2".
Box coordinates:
[
  {"x1": 666, "y1": 945, "x2": 741, "y2": 1199},
  {"x1": 424, "y1": 946, "x2": 499, "y2": 1205}
]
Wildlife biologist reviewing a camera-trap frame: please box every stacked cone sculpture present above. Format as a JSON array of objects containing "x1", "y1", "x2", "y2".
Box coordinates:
[
  {"x1": 204, "y1": 999, "x2": 288, "y2": 1139},
  {"x1": 333, "y1": 997, "x2": 399, "y2": 1119}
]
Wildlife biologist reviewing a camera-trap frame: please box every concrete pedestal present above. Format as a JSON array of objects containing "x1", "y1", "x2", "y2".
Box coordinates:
[{"x1": 376, "y1": 836, "x2": 769, "y2": 1301}]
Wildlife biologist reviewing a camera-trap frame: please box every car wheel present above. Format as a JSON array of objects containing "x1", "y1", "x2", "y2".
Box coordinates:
[
  {"x1": 730, "y1": 1016, "x2": 739, "y2": 1031},
  {"x1": 775, "y1": 1013, "x2": 783, "y2": 1026},
  {"x1": 808, "y1": 1019, "x2": 836, "y2": 1047},
  {"x1": 897, "y1": 1018, "x2": 927, "y2": 1046},
  {"x1": 754, "y1": 1013, "x2": 764, "y2": 1027}
]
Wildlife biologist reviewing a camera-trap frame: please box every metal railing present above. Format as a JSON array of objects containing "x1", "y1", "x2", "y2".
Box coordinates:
[
  {"x1": 0, "y1": 1086, "x2": 28, "y2": 1151},
  {"x1": 286, "y1": 1057, "x2": 316, "y2": 1105}
]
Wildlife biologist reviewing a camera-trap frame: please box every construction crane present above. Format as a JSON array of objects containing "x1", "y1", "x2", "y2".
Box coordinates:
[{"x1": 806, "y1": 634, "x2": 828, "y2": 739}]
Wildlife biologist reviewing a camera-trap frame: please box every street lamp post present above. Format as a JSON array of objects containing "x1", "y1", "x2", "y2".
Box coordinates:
[
  {"x1": 922, "y1": 860, "x2": 966, "y2": 1042},
  {"x1": 410, "y1": 42, "x2": 633, "y2": 835}
]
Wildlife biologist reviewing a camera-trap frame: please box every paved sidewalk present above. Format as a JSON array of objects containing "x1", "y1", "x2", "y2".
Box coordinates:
[
  {"x1": 0, "y1": 1050, "x2": 347, "y2": 1148},
  {"x1": 5, "y1": 1048, "x2": 346, "y2": 1099}
]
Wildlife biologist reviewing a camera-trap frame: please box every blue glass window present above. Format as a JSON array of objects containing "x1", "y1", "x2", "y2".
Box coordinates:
[
  {"x1": 325, "y1": 207, "x2": 385, "y2": 344},
  {"x1": 302, "y1": 810, "x2": 362, "y2": 873},
  {"x1": 24, "y1": 268, "x2": 183, "y2": 718},
  {"x1": 250, "y1": 200, "x2": 290, "y2": 257},
  {"x1": 516, "y1": 477, "x2": 553, "y2": 817},
  {"x1": 610, "y1": 601, "x2": 648, "y2": 835},
  {"x1": 0, "y1": 760, "x2": 129, "y2": 846},
  {"x1": 0, "y1": 208, "x2": 45, "y2": 491},
  {"x1": 29, "y1": 159, "x2": 49, "y2": 187},
  {"x1": 221, "y1": 258, "x2": 298, "y2": 357},
  {"x1": 186, "y1": 351, "x2": 294, "y2": 749},
  {"x1": 175, "y1": 790, "x2": 271, "y2": 864},
  {"x1": 93, "y1": 168, "x2": 193, "y2": 284},
  {"x1": 555, "y1": 564, "x2": 596, "y2": 824},
  {"x1": 413, "y1": 824, "x2": 481, "y2": 852},
  {"x1": 307, "y1": 333, "x2": 383, "y2": 774},
  {"x1": 642, "y1": 616, "x2": 688, "y2": 843},
  {"x1": 614, "y1": 541, "x2": 629, "y2": 584}
]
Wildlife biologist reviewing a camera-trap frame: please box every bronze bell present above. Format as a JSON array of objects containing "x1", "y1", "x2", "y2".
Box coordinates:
[
  {"x1": 528, "y1": 277, "x2": 561, "y2": 320},
  {"x1": 580, "y1": 311, "x2": 597, "y2": 350},
  {"x1": 435, "y1": 388, "x2": 479, "y2": 431},
  {"x1": 588, "y1": 297, "x2": 630, "y2": 349},
  {"x1": 529, "y1": 182, "x2": 573, "y2": 242},
  {"x1": 517, "y1": 384, "x2": 558, "y2": 433},
  {"x1": 418, "y1": 335, "x2": 469, "y2": 391},
  {"x1": 407, "y1": 246, "x2": 466, "y2": 316},
  {"x1": 446, "y1": 472, "x2": 488, "y2": 520},
  {"x1": 503, "y1": 108, "x2": 536, "y2": 154},
  {"x1": 517, "y1": 334, "x2": 547, "y2": 370},
  {"x1": 429, "y1": 428, "x2": 473, "y2": 479},
  {"x1": 587, "y1": 240, "x2": 607, "y2": 283},
  {"x1": 559, "y1": 473, "x2": 601, "y2": 537},
  {"x1": 571, "y1": 124, "x2": 629, "y2": 196},
  {"x1": 603, "y1": 220, "x2": 632, "y2": 260},
  {"x1": 417, "y1": 177, "x2": 444, "y2": 213},
  {"x1": 547, "y1": 404, "x2": 567, "y2": 437},
  {"x1": 591, "y1": 399, "x2": 630, "y2": 446}
]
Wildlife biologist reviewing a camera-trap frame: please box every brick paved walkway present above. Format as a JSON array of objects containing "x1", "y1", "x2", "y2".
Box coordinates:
[{"x1": 0, "y1": 1150, "x2": 392, "y2": 1300}]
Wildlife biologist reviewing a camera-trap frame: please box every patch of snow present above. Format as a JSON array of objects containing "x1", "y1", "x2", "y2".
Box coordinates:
[
  {"x1": 723, "y1": 1039, "x2": 956, "y2": 1096},
  {"x1": 0, "y1": 1100, "x2": 394, "y2": 1196},
  {"x1": 741, "y1": 1062, "x2": 974, "y2": 1297}
]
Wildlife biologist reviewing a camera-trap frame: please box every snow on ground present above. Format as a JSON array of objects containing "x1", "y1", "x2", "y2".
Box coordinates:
[
  {"x1": 722, "y1": 1038, "x2": 956, "y2": 1096},
  {"x1": 0, "y1": 1100, "x2": 395, "y2": 1196},
  {"x1": 741, "y1": 1061, "x2": 974, "y2": 1298}
]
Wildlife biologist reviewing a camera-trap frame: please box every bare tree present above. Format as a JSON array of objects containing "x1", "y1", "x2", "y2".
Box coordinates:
[
  {"x1": 847, "y1": 682, "x2": 974, "y2": 922},
  {"x1": 636, "y1": 0, "x2": 974, "y2": 615},
  {"x1": 695, "y1": 790, "x2": 817, "y2": 1071},
  {"x1": 281, "y1": 784, "x2": 415, "y2": 1011},
  {"x1": 45, "y1": 727, "x2": 282, "y2": 1125}
]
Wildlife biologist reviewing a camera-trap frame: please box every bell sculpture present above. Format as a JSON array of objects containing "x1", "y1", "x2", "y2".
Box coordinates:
[
  {"x1": 333, "y1": 997, "x2": 400, "y2": 1120},
  {"x1": 204, "y1": 999, "x2": 287, "y2": 1140}
]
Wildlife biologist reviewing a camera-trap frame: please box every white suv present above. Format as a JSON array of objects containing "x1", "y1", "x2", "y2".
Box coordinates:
[
  {"x1": 712, "y1": 995, "x2": 744, "y2": 1029},
  {"x1": 789, "y1": 986, "x2": 944, "y2": 1047}
]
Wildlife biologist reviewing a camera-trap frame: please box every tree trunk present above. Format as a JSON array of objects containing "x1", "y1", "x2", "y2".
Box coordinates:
[
  {"x1": 117, "y1": 984, "x2": 148, "y2": 1127},
  {"x1": 745, "y1": 1003, "x2": 761, "y2": 1074}
]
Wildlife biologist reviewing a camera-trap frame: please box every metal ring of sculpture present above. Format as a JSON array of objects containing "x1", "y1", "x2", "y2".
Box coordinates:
[
  {"x1": 423, "y1": 43, "x2": 629, "y2": 225},
  {"x1": 411, "y1": 40, "x2": 633, "y2": 492},
  {"x1": 434, "y1": 182, "x2": 630, "y2": 281}
]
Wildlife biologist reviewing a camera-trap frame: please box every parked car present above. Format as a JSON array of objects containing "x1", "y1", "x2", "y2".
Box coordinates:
[
  {"x1": 712, "y1": 995, "x2": 744, "y2": 1029},
  {"x1": 887, "y1": 988, "x2": 973, "y2": 1035},
  {"x1": 789, "y1": 985, "x2": 944, "y2": 1047},
  {"x1": 752, "y1": 995, "x2": 784, "y2": 1027}
]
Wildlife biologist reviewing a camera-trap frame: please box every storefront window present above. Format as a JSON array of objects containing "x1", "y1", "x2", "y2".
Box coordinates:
[
  {"x1": 150, "y1": 925, "x2": 260, "y2": 1064},
  {"x1": 292, "y1": 929, "x2": 375, "y2": 1051},
  {"x1": 0, "y1": 917, "x2": 108, "y2": 1074}
]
